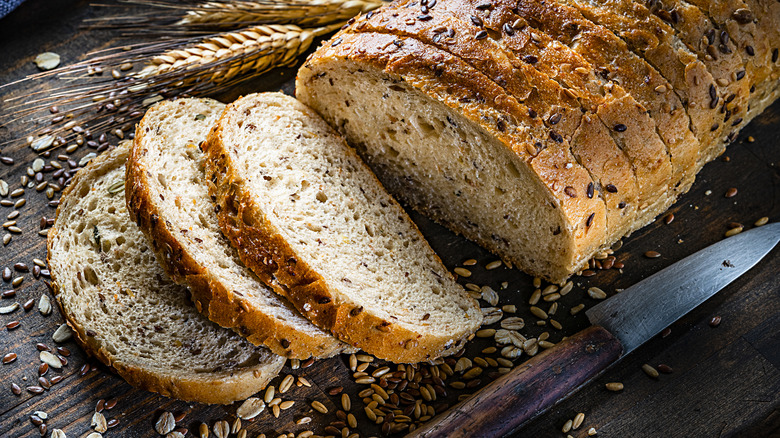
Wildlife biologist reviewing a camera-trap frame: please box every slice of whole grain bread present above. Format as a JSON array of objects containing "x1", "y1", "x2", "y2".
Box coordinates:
[
  {"x1": 47, "y1": 141, "x2": 284, "y2": 404},
  {"x1": 204, "y1": 92, "x2": 482, "y2": 363},
  {"x1": 127, "y1": 97, "x2": 349, "y2": 359}
]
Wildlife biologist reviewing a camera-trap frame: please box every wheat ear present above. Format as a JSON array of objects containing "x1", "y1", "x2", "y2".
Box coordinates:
[{"x1": 135, "y1": 23, "x2": 340, "y2": 84}]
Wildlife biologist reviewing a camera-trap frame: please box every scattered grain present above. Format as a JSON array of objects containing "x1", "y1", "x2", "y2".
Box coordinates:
[
  {"x1": 606, "y1": 382, "x2": 624, "y2": 391},
  {"x1": 485, "y1": 260, "x2": 502, "y2": 270},
  {"x1": 755, "y1": 217, "x2": 769, "y2": 227},
  {"x1": 587, "y1": 287, "x2": 607, "y2": 300},
  {"x1": 644, "y1": 251, "x2": 661, "y2": 258},
  {"x1": 237, "y1": 397, "x2": 265, "y2": 420},
  {"x1": 155, "y1": 412, "x2": 176, "y2": 434},
  {"x1": 453, "y1": 267, "x2": 472, "y2": 277},
  {"x1": 725, "y1": 227, "x2": 743, "y2": 237},
  {"x1": 311, "y1": 400, "x2": 328, "y2": 414},
  {"x1": 709, "y1": 316, "x2": 722, "y2": 327},
  {"x1": 642, "y1": 364, "x2": 659, "y2": 379}
]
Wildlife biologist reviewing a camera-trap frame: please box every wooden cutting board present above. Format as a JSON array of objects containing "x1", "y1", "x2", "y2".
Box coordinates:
[{"x1": 1, "y1": 1, "x2": 778, "y2": 437}]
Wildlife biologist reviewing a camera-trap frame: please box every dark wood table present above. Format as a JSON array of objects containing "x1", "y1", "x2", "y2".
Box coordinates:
[{"x1": 1, "y1": 1, "x2": 778, "y2": 437}]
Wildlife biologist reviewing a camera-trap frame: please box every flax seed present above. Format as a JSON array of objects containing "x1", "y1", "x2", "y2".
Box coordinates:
[{"x1": 644, "y1": 250, "x2": 661, "y2": 258}]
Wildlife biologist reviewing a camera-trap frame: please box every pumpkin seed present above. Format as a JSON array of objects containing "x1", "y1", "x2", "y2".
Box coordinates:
[
  {"x1": 40, "y1": 351, "x2": 62, "y2": 368},
  {"x1": 35, "y1": 52, "x2": 61, "y2": 71},
  {"x1": 52, "y1": 324, "x2": 73, "y2": 342}
]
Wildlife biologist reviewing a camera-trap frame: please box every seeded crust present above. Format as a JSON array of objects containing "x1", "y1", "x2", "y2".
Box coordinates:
[
  {"x1": 298, "y1": 32, "x2": 610, "y2": 283},
  {"x1": 352, "y1": 0, "x2": 653, "y2": 245},
  {"x1": 126, "y1": 98, "x2": 350, "y2": 359},
  {"x1": 512, "y1": 0, "x2": 692, "y2": 221},
  {"x1": 204, "y1": 92, "x2": 483, "y2": 362},
  {"x1": 567, "y1": 0, "x2": 748, "y2": 169},
  {"x1": 684, "y1": 0, "x2": 780, "y2": 128},
  {"x1": 348, "y1": 1, "x2": 639, "y2": 247},
  {"x1": 47, "y1": 142, "x2": 284, "y2": 404}
]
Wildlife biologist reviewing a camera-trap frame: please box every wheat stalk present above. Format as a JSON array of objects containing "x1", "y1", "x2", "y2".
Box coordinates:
[
  {"x1": 2, "y1": 22, "x2": 342, "y2": 152},
  {"x1": 178, "y1": 0, "x2": 384, "y2": 27}
]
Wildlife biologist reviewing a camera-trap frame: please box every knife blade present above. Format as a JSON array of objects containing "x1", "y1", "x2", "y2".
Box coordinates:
[{"x1": 408, "y1": 222, "x2": 780, "y2": 438}]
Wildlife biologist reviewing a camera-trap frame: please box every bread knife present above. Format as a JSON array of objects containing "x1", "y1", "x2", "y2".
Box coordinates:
[{"x1": 408, "y1": 222, "x2": 780, "y2": 438}]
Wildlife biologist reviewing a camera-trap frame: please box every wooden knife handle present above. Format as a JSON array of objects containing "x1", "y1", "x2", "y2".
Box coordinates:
[{"x1": 407, "y1": 326, "x2": 623, "y2": 438}]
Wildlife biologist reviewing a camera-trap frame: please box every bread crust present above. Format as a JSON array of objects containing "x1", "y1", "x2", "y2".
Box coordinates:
[
  {"x1": 298, "y1": 32, "x2": 608, "y2": 282},
  {"x1": 349, "y1": 0, "x2": 641, "y2": 244},
  {"x1": 204, "y1": 91, "x2": 483, "y2": 362},
  {"x1": 48, "y1": 143, "x2": 284, "y2": 405},
  {"x1": 126, "y1": 98, "x2": 350, "y2": 359}
]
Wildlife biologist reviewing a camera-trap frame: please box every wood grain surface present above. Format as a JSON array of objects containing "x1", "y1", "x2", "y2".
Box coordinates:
[{"x1": 1, "y1": 1, "x2": 778, "y2": 437}]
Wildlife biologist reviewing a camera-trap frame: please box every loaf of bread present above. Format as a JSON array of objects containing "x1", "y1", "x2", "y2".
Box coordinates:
[
  {"x1": 296, "y1": 0, "x2": 779, "y2": 283},
  {"x1": 47, "y1": 142, "x2": 284, "y2": 404},
  {"x1": 203, "y1": 92, "x2": 482, "y2": 363},
  {"x1": 127, "y1": 97, "x2": 350, "y2": 359}
]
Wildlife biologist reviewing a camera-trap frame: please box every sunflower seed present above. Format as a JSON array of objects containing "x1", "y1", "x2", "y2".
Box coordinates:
[
  {"x1": 279, "y1": 400, "x2": 295, "y2": 410},
  {"x1": 341, "y1": 393, "x2": 352, "y2": 411},
  {"x1": 213, "y1": 421, "x2": 229, "y2": 438},
  {"x1": 51, "y1": 429, "x2": 66, "y2": 438},
  {"x1": 0, "y1": 180, "x2": 7, "y2": 197},
  {"x1": 605, "y1": 382, "x2": 624, "y2": 391},
  {"x1": 501, "y1": 304, "x2": 516, "y2": 313},
  {"x1": 562, "y1": 419, "x2": 573, "y2": 433},
  {"x1": 453, "y1": 267, "x2": 472, "y2": 277},
  {"x1": 52, "y1": 324, "x2": 73, "y2": 342},
  {"x1": 755, "y1": 217, "x2": 769, "y2": 227},
  {"x1": 476, "y1": 329, "x2": 496, "y2": 338},
  {"x1": 570, "y1": 304, "x2": 585, "y2": 315},
  {"x1": 642, "y1": 364, "x2": 659, "y2": 379},
  {"x1": 480, "y1": 286, "x2": 499, "y2": 306},
  {"x1": 462, "y1": 367, "x2": 483, "y2": 380},
  {"x1": 529, "y1": 289, "x2": 541, "y2": 305},
  {"x1": 38, "y1": 295, "x2": 52, "y2": 316},
  {"x1": 40, "y1": 351, "x2": 62, "y2": 368},
  {"x1": 236, "y1": 397, "x2": 265, "y2": 420},
  {"x1": 0, "y1": 302, "x2": 19, "y2": 314},
  {"x1": 481, "y1": 307, "x2": 503, "y2": 325},
  {"x1": 92, "y1": 412, "x2": 107, "y2": 433}
]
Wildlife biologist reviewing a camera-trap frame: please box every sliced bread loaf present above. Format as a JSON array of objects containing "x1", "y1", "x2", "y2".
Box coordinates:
[
  {"x1": 47, "y1": 141, "x2": 284, "y2": 404},
  {"x1": 203, "y1": 92, "x2": 482, "y2": 363},
  {"x1": 127, "y1": 97, "x2": 349, "y2": 359}
]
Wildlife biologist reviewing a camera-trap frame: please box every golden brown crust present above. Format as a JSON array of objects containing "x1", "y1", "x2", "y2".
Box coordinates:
[
  {"x1": 126, "y1": 101, "x2": 349, "y2": 359},
  {"x1": 48, "y1": 144, "x2": 283, "y2": 405},
  {"x1": 298, "y1": 31, "x2": 608, "y2": 282},
  {"x1": 512, "y1": 0, "x2": 687, "y2": 200},
  {"x1": 352, "y1": 0, "x2": 680, "y2": 238},
  {"x1": 203, "y1": 91, "x2": 480, "y2": 362}
]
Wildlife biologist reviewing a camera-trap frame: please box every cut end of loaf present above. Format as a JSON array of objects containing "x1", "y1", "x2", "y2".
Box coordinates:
[
  {"x1": 296, "y1": 33, "x2": 602, "y2": 283},
  {"x1": 203, "y1": 91, "x2": 482, "y2": 362},
  {"x1": 47, "y1": 142, "x2": 284, "y2": 404}
]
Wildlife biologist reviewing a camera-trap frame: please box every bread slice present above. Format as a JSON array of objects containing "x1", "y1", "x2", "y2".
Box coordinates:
[
  {"x1": 47, "y1": 141, "x2": 284, "y2": 404},
  {"x1": 203, "y1": 92, "x2": 482, "y2": 362},
  {"x1": 297, "y1": 32, "x2": 611, "y2": 284},
  {"x1": 127, "y1": 97, "x2": 349, "y2": 359}
]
